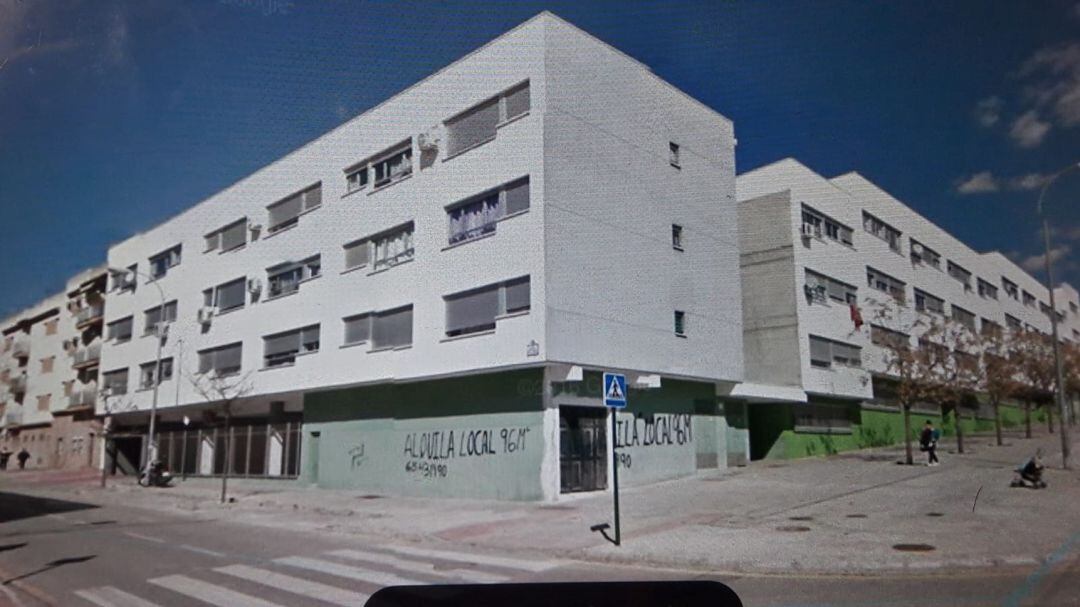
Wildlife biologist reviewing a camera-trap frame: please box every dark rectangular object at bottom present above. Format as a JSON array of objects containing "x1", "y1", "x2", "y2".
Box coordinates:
[{"x1": 366, "y1": 581, "x2": 742, "y2": 607}]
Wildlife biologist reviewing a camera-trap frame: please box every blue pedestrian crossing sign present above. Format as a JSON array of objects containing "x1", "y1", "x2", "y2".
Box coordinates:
[{"x1": 603, "y1": 373, "x2": 627, "y2": 408}]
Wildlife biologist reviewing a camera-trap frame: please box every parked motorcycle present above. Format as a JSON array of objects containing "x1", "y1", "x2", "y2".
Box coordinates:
[{"x1": 137, "y1": 460, "x2": 174, "y2": 487}]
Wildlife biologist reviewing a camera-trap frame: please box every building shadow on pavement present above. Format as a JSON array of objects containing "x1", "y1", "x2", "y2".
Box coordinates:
[{"x1": 0, "y1": 492, "x2": 99, "y2": 524}]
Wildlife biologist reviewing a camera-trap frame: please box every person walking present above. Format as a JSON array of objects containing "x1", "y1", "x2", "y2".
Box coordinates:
[
  {"x1": 16, "y1": 448, "x2": 30, "y2": 470},
  {"x1": 0, "y1": 445, "x2": 11, "y2": 470},
  {"x1": 919, "y1": 420, "x2": 940, "y2": 466}
]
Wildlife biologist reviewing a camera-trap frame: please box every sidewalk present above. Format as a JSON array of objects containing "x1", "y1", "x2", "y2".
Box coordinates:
[{"x1": 8, "y1": 428, "x2": 1080, "y2": 575}]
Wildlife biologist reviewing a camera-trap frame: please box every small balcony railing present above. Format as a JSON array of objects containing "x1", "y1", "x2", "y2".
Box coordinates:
[
  {"x1": 73, "y1": 343, "x2": 102, "y2": 368},
  {"x1": 4, "y1": 409, "x2": 22, "y2": 427},
  {"x1": 68, "y1": 389, "x2": 97, "y2": 409},
  {"x1": 76, "y1": 303, "x2": 105, "y2": 327},
  {"x1": 11, "y1": 337, "x2": 29, "y2": 358}
]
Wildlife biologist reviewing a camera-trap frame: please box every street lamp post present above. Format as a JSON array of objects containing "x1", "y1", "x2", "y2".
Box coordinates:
[
  {"x1": 1036, "y1": 161, "x2": 1080, "y2": 471},
  {"x1": 108, "y1": 266, "x2": 168, "y2": 481}
]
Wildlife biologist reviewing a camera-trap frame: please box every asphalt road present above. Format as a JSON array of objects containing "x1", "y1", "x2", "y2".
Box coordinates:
[{"x1": 0, "y1": 491, "x2": 1075, "y2": 607}]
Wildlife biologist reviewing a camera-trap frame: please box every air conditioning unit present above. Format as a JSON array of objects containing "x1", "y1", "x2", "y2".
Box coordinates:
[
  {"x1": 911, "y1": 242, "x2": 924, "y2": 255},
  {"x1": 197, "y1": 307, "x2": 216, "y2": 324},
  {"x1": 248, "y1": 220, "x2": 262, "y2": 234},
  {"x1": 247, "y1": 277, "x2": 263, "y2": 295},
  {"x1": 418, "y1": 126, "x2": 442, "y2": 151}
]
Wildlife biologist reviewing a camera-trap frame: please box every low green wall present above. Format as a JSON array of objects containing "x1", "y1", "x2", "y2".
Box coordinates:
[
  {"x1": 758, "y1": 402, "x2": 1026, "y2": 460},
  {"x1": 302, "y1": 369, "x2": 545, "y2": 501}
]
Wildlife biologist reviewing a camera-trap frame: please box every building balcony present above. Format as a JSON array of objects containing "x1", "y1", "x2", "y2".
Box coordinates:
[
  {"x1": 68, "y1": 388, "x2": 97, "y2": 410},
  {"x1": 8, "y1": 374, "x2": 26, "y2": 394},
  {"x1": 11, "y1": 337, "x2": 29, "y2": 358},
  {"x1": 73, "y1": 343, "x2": 101, "y2": 369},
  {"x1": 75, "y1": 303, "x2": 105, "y2": 329}
]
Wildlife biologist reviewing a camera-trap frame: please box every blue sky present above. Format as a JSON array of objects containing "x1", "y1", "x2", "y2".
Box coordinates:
[{"x1": 0, "y1": 0, "x2": 1078, "y2": 317}]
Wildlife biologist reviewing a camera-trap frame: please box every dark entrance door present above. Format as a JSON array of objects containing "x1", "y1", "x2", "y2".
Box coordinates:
[{"x1": 559, "y1": 406, "x2": 607, "y2": 493}]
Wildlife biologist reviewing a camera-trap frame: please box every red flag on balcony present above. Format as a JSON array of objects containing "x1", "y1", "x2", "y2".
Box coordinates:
[{"x1": 850, "y1": 304, "x2": 864, "y2": 329}]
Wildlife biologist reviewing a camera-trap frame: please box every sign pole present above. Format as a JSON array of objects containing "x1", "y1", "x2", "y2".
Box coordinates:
[{"x1": 611, "y1": 407, "x2": 621, "y2": 546}]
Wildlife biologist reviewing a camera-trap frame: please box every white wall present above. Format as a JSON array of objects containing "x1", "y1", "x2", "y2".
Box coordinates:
[{"x1": 542, "y1": 17, "x2": 742, "y2": 384}]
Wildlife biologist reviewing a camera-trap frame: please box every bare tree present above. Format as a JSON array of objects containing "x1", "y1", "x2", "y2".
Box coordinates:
[
  {"x1": 188, "y1": 371, "x2": 253, "y2": 503},
  {"x1": 920, "y1": 315, "x2": 981, "y2": 454},
  {"x1": 1010, "y1": 330, "x2": 1056, "y2": 437},
  {"x1": 868, "y1": 298, "x2": 940, "y2": 465},
  {"x1": 1064, "y1": 342, "x2": 1080, "y2": 427},
  {"x1": 979, "y1": 328, "x2": 1023, "y2": 446}
]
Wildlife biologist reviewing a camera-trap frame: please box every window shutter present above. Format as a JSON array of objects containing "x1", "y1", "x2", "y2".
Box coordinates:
[
  {"x1": 205, "y1": 233, "x2": 219, "y2": 252},
  {"x1": 268, "y1": 193, "x2": 303, "y2": 229},
  {"x1": 220, "y1": 221, "x2": 246, "y2": 251},
  {"x1": 198, "y1": 352, "x2": 213, "y2": 374},
  {"x1": 217, "y1": 344, "x2": 242, "y2": 373},
  {"x1": 301, "y1": 325, "x2": 320, "y2": 350},
  {"x1": 504, "y1": 83, "x2": 530, "y2": 120},
  {"x1": 446, "y1": 286, "x2": 499, "y2": 334},
  {"x1": 809, "y1": 336, "x2": 831, "y2": 364},
  {"x1": 504, "y1": 178, "x2": 530, "y2": 215},
  {"x1": 373, "y1": 307, "x2": 412, "y2": 349},
  {"x1": 505, "y1": 277, "x2": 531, "y2": 313},
  {"x1": 344, "y1": 315, "x2": 371, "y2": 344},
  {"x1": 303, "y1": 185, "x2": 322, "y2": 210},
  {"x1": 345, "y1": 241, "x2": 370, "y2": 269},
  {"x1": 446, "y1": 98, "x2": 499, "y2": 156},
  {"x1": 264, "y1": 331, "x2": 300, "y2": 357},
  {"x1": 216, "y1": 279, "x2": 246, "y2": 311},
  {"x1": 145, "y1": 307, "x2": 162, "y2": 330}
]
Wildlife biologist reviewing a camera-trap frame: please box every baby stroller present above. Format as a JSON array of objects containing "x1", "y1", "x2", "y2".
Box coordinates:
[{"x1": 1011, "y1": 451, "x2": 1047, "y2": 489}]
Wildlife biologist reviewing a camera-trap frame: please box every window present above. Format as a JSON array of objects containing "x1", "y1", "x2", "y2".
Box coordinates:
[
  {"x1": 345, "y1": 140, "x2": 413, "y2": 194},
  {"x1": 103, "y1": 368, "x2": 129, "y2": 396},
  {"x1": 981, "y1": 318, "x2": 1003, "y2": 337},
  {"x1": 447, "y1": 177, "x2": 529, "y2": 245},
  {"x1": 952, "y1": 305, "x2": 976, "y2": 331},
  {"x1": 203, "y1": 278, "x2": 246, "y2": 312},
  {"x1": 1002, "y1": 278, "x2": 1019, "y2": 300},
  {"x1": 914, "y1": 288, "x2": 945, "y2": 315},
  {"x1": 112, "y1": 264, "x2": 138, "y2": 292},
  {"x1": 139, "y1": 358, "x2": 174, "y2": 389},
  {"x1": 866, "y1": 267, "x2": 906, "y2": 303},
  {"x1": 198, "y1": 343, "x2": 242, "y2": 376},
  {"x1": 345, "y1": 223, "x2": 415, "y2": 273},
  {"x1": 947, "y1": 261, "x2": 973, "y2": 290},
  {"x1": 107, "y1": 316, "x2": 134, "y2": 342},
  {"x1": 40, "y1": 356, "x2": 54, "y2": 374},
  {"x1": 343, "y1": 308, "x2": 414, "y2": 350},
  {"x1": 862, "y1": 211, "x2": 902, "y2": 253},
  {"x1": 267, "y1": 183, "x2": 322, "y2": 233},
  {"x1": 143, "y1": 301, "x2": 178, "y2": 336},
  {"x1": 801, "y1": 205, "x2": 853, "y2": 245},
  {"x1": 977, "y1": 278, "x2": 998, "y2": 300},
  {"x1": 794, "y1": 404, "x2": 853, "y2": 432},
  {"x1": 672, "y1": 224, "x2": 684, "y2": 250},
  {"x1": 342, "y1": 313, "x2": 371, "y2": 346},
  {"x1": 149, "y1": 244, "x2": 182, "y2": 279},
  {"x1": 36, "y1": 394, "x2": 50, "y2": 412},
  {"x1": 1071, "y1": 302, "x2": 1079, "y2": 315},
  {"x1": 1006, "y1": 314, "x2": 1022, "y2": 332},
  {"x1": 805, "y1": 269, "x2": 857, "y2": 304},
  {"x1": 445, "y1": 81, "x2": 530, "y2": 157},
  {"x1": 870, "y1": 325, "x2": 909, "y2": 349},
  {"x1": 267, "y1": 255, "x2": 321, "y2": 298},
  {"x1": 809, "y1": 335, "x2": 862, "y2": 368},
  {"x1": 263, "y1": 325, "x2": 320, "y2": 368},
  {"x1": 445, "y1": 276, "x2": 530, "y2": 337},
  {"x1": 674, "y1": 310, "x2": 687, "y2": 336},
  {"x1": 372, "y1": 306, "x2": 413, "y2": 350},
  {"x1": 909, "y1": 239, "x2": 941, "y2": 269},
  {"x1": 44, "y1": 319, "x2": 58, "y2": 335},
  {"x1": 669, "y1": 142, "x2": 680, "y2": 167},
  {"x1": 1023, "y1": 290, "x2": 1036, "y2": 307},
  {"x1": 205, "y1": 219, "x2": 247, "y2": 253},
  {"x1": 918, "y1": 338, "x2": 949, "y2": 362}
]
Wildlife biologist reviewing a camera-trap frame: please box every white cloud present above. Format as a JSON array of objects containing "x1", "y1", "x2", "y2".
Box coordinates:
[
  {"x1": 1019, "y1": 245, "x2": 1071, "y2": 272},
  {"x1": 1009, "y1": 110, "x2": 1051, "y2": 148},
  {"x1": 974, "y1": 96, "x2": 1003, "y2": 127},
  {"x1": 1010, "y1": 173, "x2": 1051, "y2": 191},
  {"x1": 955, "y1": 171, "x2": 1000, "y2": 194},
  {"x1": 1019, "y1": 42, "x2": 1080, "y2": 129}
]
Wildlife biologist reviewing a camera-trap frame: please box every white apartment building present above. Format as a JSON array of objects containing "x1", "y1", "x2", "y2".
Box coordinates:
[
  {"x1": 0, "y1": 266, "x2": 106, "y2": 470},
  {"x1": 735, "y1": 158, "x2": 1080, "y2": 460},
  {"x1": 97, "y1": 13, "x2": 743, "y2": 501}
]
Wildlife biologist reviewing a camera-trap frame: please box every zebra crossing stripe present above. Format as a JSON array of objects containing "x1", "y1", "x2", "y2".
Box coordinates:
[
  {"x1": 74, "y1": 587, "x2": 161, "y2": 607},
  {"x1": 275, "y1": 556, "x2": 428, "y2": 587},
  {"x1": 381, "y1": 545, "x2": 557, "y2": 572},
  {"x1": 149, "y1": 574, "x2": 286, "y2": 607},
  {"x1": 215, "y1": 564, "x2": 370, "y2": 607},
  {"x1": 327, "y1": 549, "x2": 510, "y2": 583}
]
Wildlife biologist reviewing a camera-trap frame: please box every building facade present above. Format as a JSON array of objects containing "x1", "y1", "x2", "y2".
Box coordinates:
[
  {"x1": 0, "y1": 267, "x2": 106, "y2": 471},
  {"x1": 96, "y1": 13, "x2": 744, "y2": 501},
  {"x1": 735, "y1": 159, "x2": 1080, "y2": 460}
]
